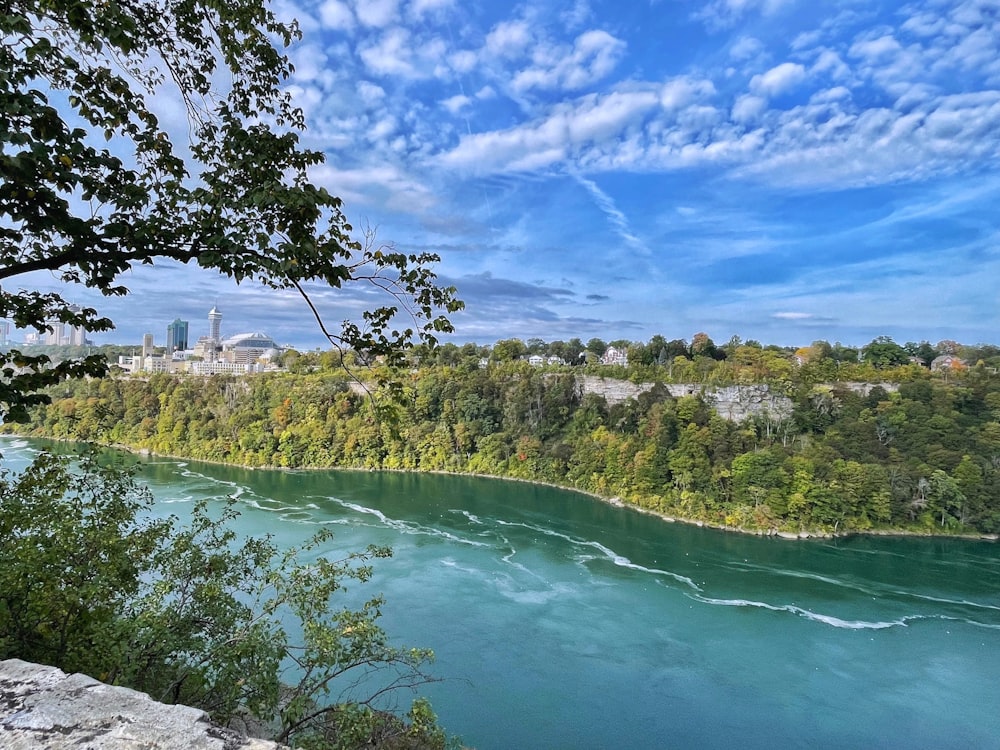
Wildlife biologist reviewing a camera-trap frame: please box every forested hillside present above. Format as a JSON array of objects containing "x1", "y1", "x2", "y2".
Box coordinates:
[{"x1": 9, "y1": 339, "x2": 1000, "y2": 536}]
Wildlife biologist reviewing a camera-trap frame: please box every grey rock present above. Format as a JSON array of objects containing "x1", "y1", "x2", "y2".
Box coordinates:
[{"x1": 0, "y1": 659, "x2": 284, "y2": 749}]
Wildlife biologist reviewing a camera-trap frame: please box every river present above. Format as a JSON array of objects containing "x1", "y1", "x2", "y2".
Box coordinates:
[{"x1": 3, "y1": 438, "x2": 999, "y2": 749}]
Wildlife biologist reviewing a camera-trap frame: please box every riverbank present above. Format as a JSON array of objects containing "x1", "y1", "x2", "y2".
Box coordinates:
[{"x1": 6, "y1": 434, "x2": 995, "y2": 544}]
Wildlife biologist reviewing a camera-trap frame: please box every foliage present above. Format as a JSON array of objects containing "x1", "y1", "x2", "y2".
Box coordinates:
[
  {"x1": 0, "y1": 0, "x2": 461, "y2": 422},
  {"x1": 12, "y1": 347, "x2": 1000, "y2": 536},
  {"x1": 0, "y1": 449, "x2": 446, "y2": 748}
]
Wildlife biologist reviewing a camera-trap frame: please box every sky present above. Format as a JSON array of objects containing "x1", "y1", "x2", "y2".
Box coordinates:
[{"x1": 17, "y1": 0, "x2": 1000, "y2": 350}]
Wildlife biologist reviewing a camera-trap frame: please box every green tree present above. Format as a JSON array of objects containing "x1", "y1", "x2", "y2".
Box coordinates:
[
  {"x1": 1, "y1": 0, "x2": 461, "y2": 742},
  {"x1": 491, "y1": 339, "x2": 527, "y2": 362},
  {"x1": 0, "y1": 451, "x2": 446, "y2": 747},
  {"x1": 862, "y1": 337, "x2": 909, "y2": 369},
  {"x1": 0, "y1": 0, "x2": 460, "y2": 422}
]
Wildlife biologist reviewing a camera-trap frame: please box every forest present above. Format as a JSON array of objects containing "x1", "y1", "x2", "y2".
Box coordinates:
[{"x1": 6, "y1": 334, "x2": 1000, "y2": 536}]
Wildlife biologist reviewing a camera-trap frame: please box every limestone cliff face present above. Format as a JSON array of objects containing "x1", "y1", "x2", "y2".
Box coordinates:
[
  {"x1": 575, "y1": 376, "x2": 794, "y2": 420},
  {"x1": 0, "y1": 659, "x2": 284, "y2": 750},
  {"x1": 574, "y1": 376, "x2": 898, "y2": 421}
]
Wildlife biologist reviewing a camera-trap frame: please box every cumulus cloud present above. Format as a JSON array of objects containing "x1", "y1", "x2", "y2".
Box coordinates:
[
  {"x1": 357, "y1": 80, "x2": 386, "y2": 104},
  {"x1": 355, "y1": 0, "x2": 400, "y2": 28},
  {"x1": 660, "y1": 77, "x2": 716, "y2": 110},
  {"x1": 749, "y1": 62, "x2": 808, "y2": 97},
  {"x1": 409, "y1": 0, "x2": 454, "y2": 18},
  {"x1": 732, "y1": 94, "x2": 767, "y2": 122},
  {"x1": 730, "y1": 35, "x2": 764, "y2": 61},
  {"x1": 439, "y1": 89, "x2": 660, "y2": 173},
  {"x1": 319, "y1": 0, "x2": 355, "y2": 31},
  {"x1": 561, "y1": 0, "x2": 593, "y2": 30},
  {"x1": 441, "y1": 94, "x2": 471, "y2": 114},
  {"x1": 358, "y1": 28, "x2": 447, "y2": 79},
  {"x1": 485, "y1": 20, "x2": 533, "y2": 58},
  {"x1": 810, "y1": 49, "x2": 851, "y2": 81},
  {"x1": 312, "y1": 162, "x2": 438, "y2": 213},
  {"x1": 694, "y1": 0, "x2": 796, "y2": 30},
  {"x1": 511, "y1": 30, "x2": 626, "y2": 94}
]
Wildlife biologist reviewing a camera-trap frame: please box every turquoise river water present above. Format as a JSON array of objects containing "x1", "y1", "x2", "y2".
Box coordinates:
[{"x1": 3, "y1": 437, "x2": 999, "y2": 749}]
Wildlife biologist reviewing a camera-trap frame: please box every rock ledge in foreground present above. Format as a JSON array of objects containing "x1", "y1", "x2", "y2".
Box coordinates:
[{"x1": 0, "y1": 658, "x2": 283, "y2": 750}]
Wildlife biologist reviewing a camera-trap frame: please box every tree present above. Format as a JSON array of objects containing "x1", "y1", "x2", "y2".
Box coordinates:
[
  {"x1": 491, "y1": 338, "x2": 527, "y2": 362},
  {"x1": 1, "y1": 0, "x2": 459, "y2": 742},
  {"x1": 862, "y1": 337, "x2": 908, "y2": 369},
  {"x1": 0, "y1": 0, "x2": 461, "y2": 421},
  {"x1": 0, "y1": 450, "x2": 445, "y2": 748}
]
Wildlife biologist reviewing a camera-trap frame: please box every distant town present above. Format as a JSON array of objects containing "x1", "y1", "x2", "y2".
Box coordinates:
[
  {"x1": 3, "y1": 305, "x2": 996, "y2": 379},
  {"x1": 0, "y1": 306, "x2": 283, "y2": 376}
]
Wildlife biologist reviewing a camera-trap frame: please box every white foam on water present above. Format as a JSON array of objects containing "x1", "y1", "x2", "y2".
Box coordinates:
[
  {"x1": 160, "y1": 495, "x2": 196, "y2": 505},
  {"x1": 903, "y1": 592, "x2": 1000, "y2": 612},
  {"x1": 692, "y1": 595, "x2": 908, "y2": 630},
  {"x1": 495, "y1": 519, "x2": 701, "y2": 591},
  {"x1": 731, "y1": 563, "x2": 883, "y2": 598},
  {"x1": 323, "y1": 497, "x2": 492, "y2": 547},
  {"x1": 450, "y1": 509, "x2": 484, "y2": 525}
]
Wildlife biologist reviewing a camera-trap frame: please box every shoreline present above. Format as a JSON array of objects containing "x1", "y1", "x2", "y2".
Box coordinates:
[{"x1": 4, "y1": 433, "x2": 997, "y2": 543}]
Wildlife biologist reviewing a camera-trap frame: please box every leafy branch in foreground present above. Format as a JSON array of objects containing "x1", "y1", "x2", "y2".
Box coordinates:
[
  {"x1": 0, "y1": 0, "x2": 462, "y2": 422},
  {"x1": 0, "y1": 449, "x2": 446, "y2": 749}
]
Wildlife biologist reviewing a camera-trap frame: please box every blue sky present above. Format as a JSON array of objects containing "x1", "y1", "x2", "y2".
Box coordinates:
[{"x1": 20, "y1": 0, "x2": 1000, "y2": 350}]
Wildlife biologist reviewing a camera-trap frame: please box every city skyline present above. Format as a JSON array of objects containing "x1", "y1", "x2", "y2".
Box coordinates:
[{"x1": 9, "y1": 0, "x2": 1000, "y2": 350}]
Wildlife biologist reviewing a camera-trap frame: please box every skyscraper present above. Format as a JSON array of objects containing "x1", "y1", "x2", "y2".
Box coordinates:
[
  {"x1": 166, "y1": 318, "x2": 189, "y2": 352},
  {"x1": 208, "y1": 305, "x2": 222, "y2": 343}
]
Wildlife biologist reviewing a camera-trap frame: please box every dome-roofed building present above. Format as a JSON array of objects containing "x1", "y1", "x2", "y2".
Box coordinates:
[{"x1": 220, "y1": 331, "x2": 278, "y2": 365}]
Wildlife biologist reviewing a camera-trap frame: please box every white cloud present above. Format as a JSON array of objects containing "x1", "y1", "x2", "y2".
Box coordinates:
[
  {"x1": 660, "y1": 77, "x2": 716, "y2": 110},
  {"x1": 810, "y1": 49, "x2": 851, "y2": 82},
  {"x1": 313, "y1": 162, "x2": 437, "y2": 213},
  {"x1": 357, "y1": 28, "x2": 446, "y2": 79},
  {"x1": 732, "y1": 90, "x2": 1000, "y2": 188},
  {"x1": 439, "y1": 90, "x2": 659, "y2": 173},
  {"x1": 359, "y1": 28, "x2": 413, "y2": 76},
  {"x1": 730, "y1": 36, "x2": 764, "y2": 61},
  {"x1": 368, "y1": 115, "x2": 398, "y2": 142},
  {"x1": 773, "y1": 312, "x2": 814, "y2": 320},
  {"x1": 357, "y1": 81, "x2": 386, "y2": 104},
  {"x1": 448, "y1": 50, "x2": 477, "y2": 73},
  {"x1": 485, "y1": 20, "x2": 533, "y2": 58},
  {"x1": 511, "y1": 30, "x2": 626, "y2": 94},
  {"x1": 441, "y1": 94, "x2": 471, "y2": 114},
  {"x1": 354, "y1": 0, "x2": 400, "y2": 28},
  {"x1": 849, "y1": 34, "x2": 902, "y2": 62},
  {"x1": 732, "y1": 94, "x2": 767, "y2": 122},
  {"x1": 694, "y1": 0, "x2": 796, "y2": 30},
  {"x1": 809, "y1": 86, "x2": 851, "y2": 104},
  {"x1": 409, "y1": 0, "x2": 454, "y2": 17},
  {"x1": 561, "y1": 0, "x2": 592, "y2": 30},
  {"x1": 319, "y1": 0, "x2": 355, "y2": 30},
  {"x1": 749, "y1": 62, "x2": 808, "y2": 97}
]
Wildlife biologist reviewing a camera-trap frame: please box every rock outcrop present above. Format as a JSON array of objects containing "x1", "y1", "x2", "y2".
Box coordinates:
[
  {"x1": 0, "y1": 659, "x2": 284, "y2": 750},
  {"x1": 576, "y1": 376, "x2": 794, "y2": 420}
]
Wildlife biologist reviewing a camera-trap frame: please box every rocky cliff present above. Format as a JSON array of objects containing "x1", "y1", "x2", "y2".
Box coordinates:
[
  {"x1": 0, "y1": 659, "x2": 284, "y2": 750},
  {"x1": 575, "y1": 376, "x2": 794, "y2": 420}
]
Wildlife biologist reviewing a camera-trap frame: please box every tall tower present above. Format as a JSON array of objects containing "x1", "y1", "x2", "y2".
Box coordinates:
[
  {"x1": 166, "y1": 318, "x2": 189, "y2": 352},
  {"x1": 65, "y1": 303, "x2": 87, "y2": 346},
  {"x1": 208, "y1": 305, "x2": 222, "y2": 343},
  {"x1": 142, "y1": 333, "x2": 154, "y2": 360}
]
